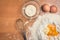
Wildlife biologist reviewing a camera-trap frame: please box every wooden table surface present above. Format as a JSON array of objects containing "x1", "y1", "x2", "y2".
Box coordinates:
[{"x1": 0, "y1": 0, "x2": 60, "y2": 40}]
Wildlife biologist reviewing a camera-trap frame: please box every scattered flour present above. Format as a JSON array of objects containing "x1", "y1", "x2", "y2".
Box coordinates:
[{"x1": 27, "y1": 14, "x2": 60, "y2": 40}]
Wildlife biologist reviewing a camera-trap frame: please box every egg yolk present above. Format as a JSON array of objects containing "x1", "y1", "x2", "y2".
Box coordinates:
[{"x1": 47, "y1": 24, "x2": 59, "y2": 36}]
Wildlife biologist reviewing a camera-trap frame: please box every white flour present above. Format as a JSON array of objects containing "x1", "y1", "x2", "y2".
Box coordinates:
[
  {"x1": 27, "y1": 14, "x2": 60, "y2": 40},
  {"x1": 25, "y1": 5, "x2": 36, "y2": 17}
]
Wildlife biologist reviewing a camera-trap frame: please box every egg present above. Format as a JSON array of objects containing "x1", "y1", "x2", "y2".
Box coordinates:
[
  {"x1": 42, "y1": 4, "x2": 50, "y2": 12},
  {"x1": 50, "y1": 5, "x2": 57, "y2": 13},
  {"x1": 47, "y1": 24, "x2": 59, "y2": 36}
]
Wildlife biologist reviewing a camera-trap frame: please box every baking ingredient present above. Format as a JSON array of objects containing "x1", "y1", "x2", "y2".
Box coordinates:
[
  {"x1": 42, "y1": 4, "x2": 50, "y2": 12},
  {"x1": 27, "y1": 14, "x2": 60, "y2": 40},
  {"x1": 25, "y1": 5, "x2": 36, "y2": 17},
  {"x1": 50, "y1": 5, "x2": 57, "y2": 13},
  {"x1": 47, "y1": 24, "x2": 59, "y2": 36}
]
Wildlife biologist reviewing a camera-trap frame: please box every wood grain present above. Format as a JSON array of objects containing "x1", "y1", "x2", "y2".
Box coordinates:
[{"x1": 0, "y1": 0, "x2": 60, "y2": 40}]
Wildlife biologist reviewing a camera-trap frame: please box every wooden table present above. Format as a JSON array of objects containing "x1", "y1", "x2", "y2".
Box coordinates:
[{"x1": 0, "y1": 0, "x2": 60, "y2": 40}]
